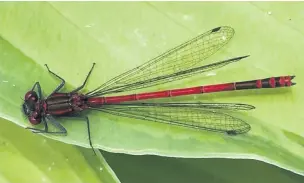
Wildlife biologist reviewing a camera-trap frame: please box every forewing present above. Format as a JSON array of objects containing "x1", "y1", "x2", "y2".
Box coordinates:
[{"x1": 87, "y1": 26, "x2": 235, "y2": 96}]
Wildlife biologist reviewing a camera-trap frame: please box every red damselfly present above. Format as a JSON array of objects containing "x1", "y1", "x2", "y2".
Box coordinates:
[{"x1": 22, "y1": 26, "x2": 295, "y2": 151}]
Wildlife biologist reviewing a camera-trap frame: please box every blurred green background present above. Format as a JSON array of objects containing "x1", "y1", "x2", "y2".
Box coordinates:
[
  {"x1": 102, "y1": 151, "x2": 304, "y2": 183},
  {"x1": 0, "y1": 1, "x2": 303, "y2": 182}
]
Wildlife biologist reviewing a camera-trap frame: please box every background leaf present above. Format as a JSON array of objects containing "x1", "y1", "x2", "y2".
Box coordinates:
[
  {"x1": 102, "y1": 150, "x2": 304, "y2": 183},
  {"x1": 0, "y1": 1, "x2": 303, "y2": 176},
  {"x1": 0, "y1": 117, "x2": 120, "y2": 183}
]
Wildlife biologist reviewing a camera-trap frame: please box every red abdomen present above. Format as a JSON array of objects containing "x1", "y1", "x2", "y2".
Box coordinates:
[{"x1": 87, "y1": 75, "x2": 295, "y2": 106}]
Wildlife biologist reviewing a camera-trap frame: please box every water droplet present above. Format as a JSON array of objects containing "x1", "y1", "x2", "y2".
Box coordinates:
[
  {"x1": 2, "y1": 80, "x2": 8, "y2": 83},
  {"x1": 183, "y1": 15, "x2": 193, "y2": 21},
  {"x1": 85, "y1": 23, "x2": 95, "y2": 28},
  {"x1": 48, "y1": 167, "x2": 52, "y2": 171},
  {"x1": 66, "y1": 158, "x2": 69, "y2": 161},
  {"x1": 99, "y1": 167, "x2": 103, "y2": 171},
  {"x1": 221, "y1": 36, "x2": 226, "y2": 41},
  {"x1": 268, "y1": 11, "x2": 272, "y2": 15}
]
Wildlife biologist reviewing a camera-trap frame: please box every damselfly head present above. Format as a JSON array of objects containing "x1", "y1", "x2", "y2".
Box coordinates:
[
  {"x1": 22, "y1": 91, "x2": 38, "y2": 116},
  {"x1": 22, "y1": 90, "x2": 42, "y2": 125}
]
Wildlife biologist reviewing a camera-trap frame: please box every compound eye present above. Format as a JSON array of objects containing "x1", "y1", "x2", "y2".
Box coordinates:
[
  {"x1": 25, "y1": 91, "x2": 38, "y2": 102},
  {"x1": 29, "y1": 112, "x2": 41, "y2": 125}
]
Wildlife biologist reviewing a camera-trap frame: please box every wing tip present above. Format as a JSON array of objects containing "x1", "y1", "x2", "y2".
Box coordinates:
[
  {"x1": 226, "y1": 124, "x2": 251, "y2": 135},
  {"x1": 211, "y1": 26, "x2": 234, "y2": 33}
]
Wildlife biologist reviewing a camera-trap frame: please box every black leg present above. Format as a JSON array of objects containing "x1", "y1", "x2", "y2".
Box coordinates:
[
  {"x1": 26, "y1": 114, "x2": 95, "y2": 155},
  {"x1": 31, "y1": 82, "x2": 42, "y2": 99},
  {"x1": 25, "y1": 117, "x2": 67, "y2": 135},
  {"x1": 44, "y1": 64, "x2": 66, "y2": 98},
  {"x1": 57, "y1": 115, "x2": 95, "y2": 155},
  {"x1": 71, "y1": 63, "x2": 96, "y2": 93},
  {"x1": 25, "y1": 120, "x2": 48, "y2": 133}
]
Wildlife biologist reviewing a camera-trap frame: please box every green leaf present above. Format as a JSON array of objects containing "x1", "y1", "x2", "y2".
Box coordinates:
[
  {"x1": 0, "y1": 117, "x2": 120, "y2": 183},
  {"x1": 0, "y1": 1, "x2": 303, "y2": 175}
]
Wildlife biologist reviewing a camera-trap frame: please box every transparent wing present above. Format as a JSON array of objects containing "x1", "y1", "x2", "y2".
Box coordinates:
[
  {"x1": 91, "y1": 102, "x2": 253, "y2": 134},
  {"x1": 87, "y1": 26, "x2": 236, "y2": 96}
]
